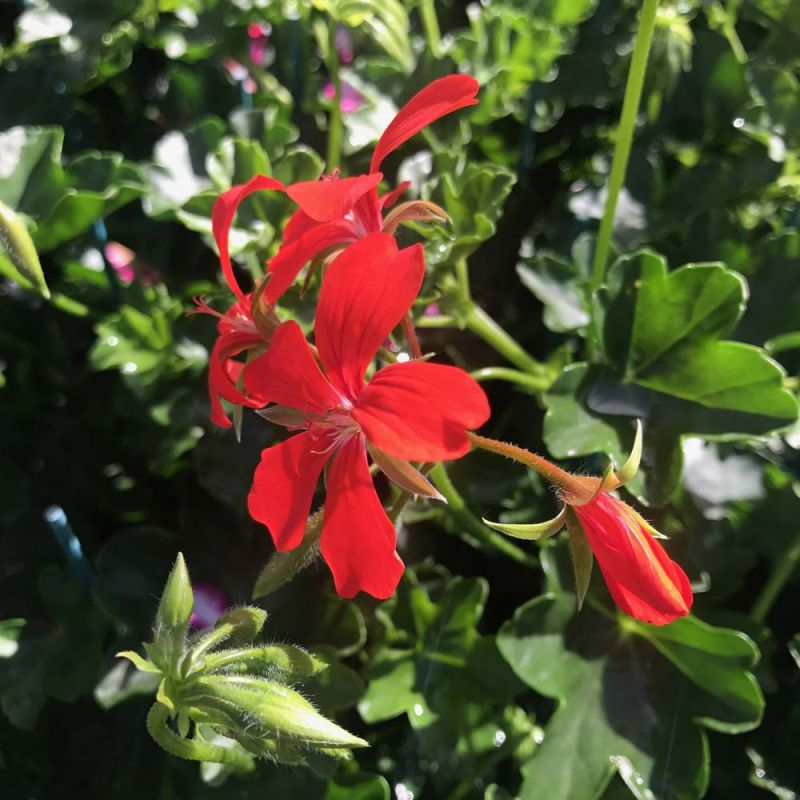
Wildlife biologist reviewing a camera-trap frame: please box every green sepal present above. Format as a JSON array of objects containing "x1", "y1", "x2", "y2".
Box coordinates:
[
  {"x1": 213, "y1": 607, "x2": 268, "y2": 646},
  {"x1": 565, "y1": 508, "x2": 593, "y2": 610},
  {"x1": 613, "y1": 419, "x2": 643, "y2": 487},
  {"x1": 0, "y1": 201, "x2": 50, "y2": 298},
  {"x1": 176, "y1": 711, "x2": 191, "y2": 738},
  {"x1": 203, "y1": 644, "x2": 328, "y2": 679},
  {"x1": 156, "y1": 553, "x2": 193, "y2": 630},
  {"x1": 483, "y1": 507, "x2": 567, "y2": 540},
  {"x1": 116, "y1": 650, "x2": 162, "y2": 674},
  {"x1": 156, "y1": 678, "x2": 176, "y2": 714},
  {"x1": 187, "y1": 675, "x2": 368, "y2": 749}
]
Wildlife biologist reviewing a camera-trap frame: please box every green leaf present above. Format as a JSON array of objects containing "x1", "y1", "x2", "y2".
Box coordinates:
[
  {"x1": 517, "y1": 252, "x2": 588, "y2": 333},
  {"x1": 497, "y1": 591, "x2": 764, "y2": 800},
  {"x1": 602, "y1": 252, "x2": 795, "y2": 424},
  {"x1": 323, "y1": 772, "x2": 391, "y2": 800},
  {"x1": 0, "y1": 201, "x2": 49, "y2": 297},
  {"x1": 543, "y1": 251, "x2": 798, "y2": 504},
  {"x1": 421, "y1": 162, "x2": 516, "y2": 269},
  {"x1": 95, "y1": 659, "x2": 161, "y2": 709},
  {"x1": 0, "y1": 619, "x2": 25, "y2": 659},
  {"x1": 0, "y1": 126, "x2": 145, "y2": 250}
]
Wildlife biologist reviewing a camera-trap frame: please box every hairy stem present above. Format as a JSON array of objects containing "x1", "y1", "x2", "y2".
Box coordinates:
[{"x1": 467, "y1": 432, "x2": 580, "y2": 492}]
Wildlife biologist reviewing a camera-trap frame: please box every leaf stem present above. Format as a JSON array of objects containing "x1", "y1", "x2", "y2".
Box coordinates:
[
  {"x1": 471, "y1": 366, "x2": 552, "y2": 393},
  {"x1": 325, "y1": 21, "x2": 343, "y2": 171},
  {"x1": 465, "y1": 304, "x2": 551, "y2": 378},
  {"x1": 589, "y1": 0, "x2": 660, "y2": 291},
  {"x1": 750, "y1": 531, "x2": 800, "y2": 624}
]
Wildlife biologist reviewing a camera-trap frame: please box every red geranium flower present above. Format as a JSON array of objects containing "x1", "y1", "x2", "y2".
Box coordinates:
[
  {"x1": 211, "y1": 74, "x2": 479, "y2": 308},
  {"x1": 481, "y1": 425, "x2": 692, "y2": 626},
  {"x1": 571, "y1": 491, "x2": 692, "y2": 625},
  {"x1": 191, "y1": 289, "x2": 279, "y2": 429},
  {"x1": 243, "y1": 232, "x2": 490, "y2": 599}
]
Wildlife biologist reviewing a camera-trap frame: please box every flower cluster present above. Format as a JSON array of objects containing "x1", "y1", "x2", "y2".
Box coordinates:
[
  {"x1": 199, "y1": 75, "x2": 488, "y2": 600},
  {"x1": 199, "y1": 74, "x2": 694, "y2": 625}
]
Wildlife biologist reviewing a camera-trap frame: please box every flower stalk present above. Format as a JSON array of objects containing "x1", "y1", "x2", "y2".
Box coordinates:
[
  {"x1": 590, "y1": 0, "x2": 660, "y2": 291},
  {"x1": 325, "y1": 19, "x2": 343, "y2": 170}
]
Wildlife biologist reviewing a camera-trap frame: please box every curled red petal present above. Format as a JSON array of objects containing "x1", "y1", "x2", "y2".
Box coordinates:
[
  {"x1": 320, "y1": 436, "x2": 404, "y2": 599},
  {"x1": 248, "y1": 431, "x2": 333, "y2": 551},
  {"x1": 352, "y1": 360, "x2": 490, "y2": 461},
  {"x1": 212, "y1": 175, "x2": 285, "y2": 301},
  {"x1": 572, "y1": 493, "x2": 693, "y2": 626},
  {"x1": 315, "y1": 233, "x2": 424, "y2": 399},
  {"x1": 208, "y1": 330, "x2": 266, "y2": 428},
  {"x1": 244, "y1": 321, "x2": 341, "y2": 415},
  {"x1": 282, "y1": 208, "x2": 318, "y2": 245},
  {"x1": 264, "y1": 221, "x2": 355, "y2": 304},
  {"x1": 285, "y1": 174, "x2": 382, "y2": 222},
  {"x1": 370, "y1": 74, "x2": 480, "y2": 173},
  {"x1": 379, "y1": 180, "x2": 411, "y2": 209}
]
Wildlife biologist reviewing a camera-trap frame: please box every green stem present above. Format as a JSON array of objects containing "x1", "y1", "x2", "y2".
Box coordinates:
[
  {"x1": 589, "y1": 0, "x2": 660, "y2": 291},
  {"x1": 465, "y1": 304, "x2": 551, "y2": 379},
  {"x1": 325, "y1": 21, "x2": 343, "y2": 170},
  {"x1": 455, "y1": 257, "x2": 471, "y2": 306},
  {"x1": 750, "y1": 532, "x2": 800, "y2": 624},
  {"x1": 471, "y1": 366, "x2": 552, "y2": 393},
  {"x1": 419, "y1": 0, "x2": 442, "y2": 58},
  {"x1": 429, "y1": 462, "x2": 535, "y2": 565}
]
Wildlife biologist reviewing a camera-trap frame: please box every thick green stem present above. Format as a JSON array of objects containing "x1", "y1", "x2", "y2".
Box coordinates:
[
  {"x1": 590, "y1": 0, "x2": 660, "y2": 291},
  {"x1": 465, "y1": 304, "x2": 551, "y2": 378},
  {"x1": 471, "y1": 366, "x2": 552, "y2": 393},
  {"x1": 750, "y1": 532, "x2": 800, "y2": 624},
  {"x1": 325, "y1": 21, "x2": 343, "y2": 170},
  {"x1": 429, "y1": 463, "x2": 535, "y2": 565},
  {"x1": 419, "y1": 0, "x2": 442, "y2": 57}
]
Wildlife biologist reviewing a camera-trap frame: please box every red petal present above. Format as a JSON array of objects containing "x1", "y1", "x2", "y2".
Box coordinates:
[
  {"x1": 282, "y1": 208, "x2": 318, "y2": 245},
  {"x1": 212, "y1": 175, "x2": 285, "y2": 301},
  {"x1": 370, "y1": 75, "x2": 480, "y2": 173},
  {"x1": 208, "y1": 330, "x2": 265, "y2": 428},
  {"x1": 244, "y1": 321, "x2": 341, "y2": 415},
  {"x1": 248, "y1": 431, "x2": 332, "y2": 551},
  {"x1": 315, "y1": 233, "x2": 424, "y2": 399},
  {"x1": 379, "y1": 180, "x2": 411, "y2": 209},
  {"x1": 352, "y1": 360, "x2": 490, "y2": 461},
  {"x1": 572, "y1": 493, "x2": 693, "y2": 626},
  {"x1": 285, "y1": 174, "x2": 382, "y2": 222},
  {"x1": 321, "y1": 436, "x2": 404, "y2": 599},
  {"x1": 264, "y1": 221, "x2": 355, "y2": 303}
]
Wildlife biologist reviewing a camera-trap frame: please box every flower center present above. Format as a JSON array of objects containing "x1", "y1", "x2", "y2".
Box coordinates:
[{"x1": 307, "y1": 406, "x2": 361, "y2": 454}]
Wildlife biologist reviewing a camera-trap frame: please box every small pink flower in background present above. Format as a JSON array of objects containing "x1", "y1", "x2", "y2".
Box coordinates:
[
  {"x1": 190, "y1": 582, "x2": 229, "y2": 630},
  {"x1": 222, "y1": 58, "x2": 257, "y2": 93},
  {"x1": 335, "y1": 26, "x2": 353, "y2": 64},
  {"x1": 105, "y1": 242, "x2": 135, "y2": 283},
  {"x1": 424, "y1": 302, "x2": 441, "y2": 317},
  {"x1": 247, "y1": 21, "x2": 270, "y2": 66},
  {"x1": 323, "y1": 80, "x2": 365, "y2": 113},
  {"x1": 104, "y1": 242, "x2": 161, "y2": 285}
]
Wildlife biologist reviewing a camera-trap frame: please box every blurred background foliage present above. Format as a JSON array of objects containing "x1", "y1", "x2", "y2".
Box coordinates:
[{"x1": 1, "y1": 0, "x2": 800, "y2": 798}]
